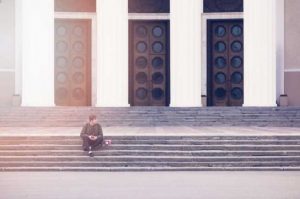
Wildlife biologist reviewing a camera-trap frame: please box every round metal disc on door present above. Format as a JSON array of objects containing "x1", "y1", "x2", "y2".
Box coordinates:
[{"x1": 136, "y1": 88, "x2": 148, "y2": 100}]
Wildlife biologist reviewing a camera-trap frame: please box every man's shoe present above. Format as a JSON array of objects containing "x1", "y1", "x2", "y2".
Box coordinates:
[{"x1": 88, "y1": 151, "x2": 94, "y2": 157}]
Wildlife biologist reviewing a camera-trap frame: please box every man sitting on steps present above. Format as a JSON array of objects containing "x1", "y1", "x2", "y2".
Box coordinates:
[{"x1": 80, "y1": 114, "x2": 103, "y2": 157}]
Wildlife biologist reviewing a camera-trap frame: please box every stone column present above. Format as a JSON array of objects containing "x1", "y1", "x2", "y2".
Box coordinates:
[
  {"x1": 276, "y1": 0, "x2": 285, "y2": 104},
  {"x1": 170, "y1": 0, "x2": 203, "y2": 107},
  {"x1": 18, "y1": 0, "x2": 55, "y2": 106},
  {"x1": 244, "y1": 0, "x2": 278, "y2": 106},
  {"x1": 96, "y1": 0, "x2": 129, "y2": 107}
]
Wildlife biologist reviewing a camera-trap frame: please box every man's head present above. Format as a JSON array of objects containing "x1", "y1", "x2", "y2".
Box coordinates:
[{"x1": 89, "y1": 114, "x2": 97, "y2": 125}]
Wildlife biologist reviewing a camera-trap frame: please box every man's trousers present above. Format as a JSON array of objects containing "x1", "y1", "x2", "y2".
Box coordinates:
[{"x1": 81, "y1": 135, "x2": 103, "y2": 151}]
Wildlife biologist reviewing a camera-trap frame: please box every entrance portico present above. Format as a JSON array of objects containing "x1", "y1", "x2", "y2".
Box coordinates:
[{"x1": 14, "y1": 0, "x2": 284, "y2": 107}]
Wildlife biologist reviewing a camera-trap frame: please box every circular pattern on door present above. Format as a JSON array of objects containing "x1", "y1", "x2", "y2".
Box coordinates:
[
  {"x1": 56, "y1": 41, "x2": 68, "y2": 52},
  {"x1": 152, "y1": 88, "x2": 164, "y2": 100},
  {"x1": 73, "y1": 42, "x2": 84, "y2": 52},
  {"x1": 215, "y1": 88, "x2": 227, "y2": 99},
  {"x1": 231, "y1": 56, "x2": 243, "y2": 68},
  {"x1": 152, "y1": 57, "x2": 164, "y2": 69},
  {"x1": 215, "y1": 57, "x2": 227, "y2": 69},
  {"x1": 136, "y1": 42, "x2": 147, "y2": 53},
  {"x1": 231, "y1": 41, "x2": 243, "y2": 52},
  {"x1": 135, "y1": 72, "x2": 148, "y2": 84},
  {"x1": 72, "y1": 57, "x2": 84, "y2": 68},
  {"x1": 231, "y1": 72, "x2": 243, "y2": 84},
  {"x1": 72, "y1": 72, "x2": 84, "y2": 84},
  {"x1": 135, "y1": 57, "x2": 148, "y2": 69},
  {"x1": 231, "y1": 87, "x2": 243, "y2": 100},
  {"x1": 215, "y1": 72, "x2": 226, "y2": 84},
  {"x1": 152, "y1": 72, "x2": 164, "y2": 84},
  {"x1": 56, "y1": 57, "x2": 68, "y2": 68},
  {"x1": 72, "y1": 88, "x2": 85, "y2": 100},
  {"x1": 56, "y1": 73, "x2": 68, "y2": 84},
  {"x1": 136, "y1": 88, "x2": 148, "y2": 100},
  {"x1": 152, "y1": 26, "x2": 163, "y2": 38},
  {"x1": 136, "y1": 26, "x2": 148, "y2": 38},
  {"x1": 231, "y1": 25, "x2": 243, "y2": 37},
  {"x1": 73, "y1": 26, "x2": 84, "y2": 36},
  {"x1": 56, "y1": 26, "x2": 67, "y2": 36},
  {"x1": 152, "y1": 42, "x2": 164, "y2": 53},
  {"x1": 215, "y1": 25, "x2": 226, "y2": 37},
  {"x1": 214, "y1": 41, "x2": 226, "y2": 53}
]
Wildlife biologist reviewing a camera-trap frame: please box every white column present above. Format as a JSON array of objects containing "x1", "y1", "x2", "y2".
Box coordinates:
[
  {"x1": 276, "y1": 0, "x2": 285, "y2": 99},
  {"x1": 96, "y1": 0, "x2": 129, "y2": 107},
  {"x1": 244, "y1": 0, "x2": 277, "y2": 107},
  {"x1": 19, "y1": 0, "x2": 55, "y2": 106},
  {"x1": 170, "y1": 0, "x2": 202, "y2": 107},
  {"x1": 14, "y1": 0, "x2": 22, "y2": 96}
]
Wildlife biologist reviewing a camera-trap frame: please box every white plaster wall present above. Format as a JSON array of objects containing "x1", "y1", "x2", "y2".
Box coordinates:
[
  {"x1": 285, "y1": 0, "x2": 300, "y2": 70},
  {"x1": 284, "y1": 0, "x2": 300, "y2": 106},
  {"x1": 0, "y1": 0, "x2": 15, "y2": 70}
]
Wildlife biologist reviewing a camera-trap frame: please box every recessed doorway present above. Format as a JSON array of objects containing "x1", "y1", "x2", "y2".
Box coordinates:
[
  {"x1": 129, "y1": 20, "x2": 170, "y2": 106},
  {"x1": 207, "y1": 19, "x2": 244, "y2": 106},
  {"x1": 54, "y1": 19, "x2": 92, "y2": 106}
]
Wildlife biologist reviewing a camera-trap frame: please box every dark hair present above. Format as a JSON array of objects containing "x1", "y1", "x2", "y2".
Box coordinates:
[{"x1": 89, "y1": 114, "x2": 97, "y2": 122}]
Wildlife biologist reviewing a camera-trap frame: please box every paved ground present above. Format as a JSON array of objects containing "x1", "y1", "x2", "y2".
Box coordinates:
[
  {"x1": 0, "y1": 126, "x2": 300, "y2": 136},
  {"x1": 0, "y1": 172, "x2": 300, "y2": 199}
]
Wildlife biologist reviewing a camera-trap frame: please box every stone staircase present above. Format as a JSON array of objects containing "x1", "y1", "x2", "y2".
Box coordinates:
[
  {"x1": 1, "y1": 135, "x2": 300, "y2": 171},
  {"x1": 0, "y1": 107, "x2": 300, "y2": 127}
]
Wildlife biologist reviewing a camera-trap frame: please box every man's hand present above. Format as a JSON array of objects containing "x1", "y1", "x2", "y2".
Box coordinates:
[{"x1": 88, "y1": 135, "x2": 98, "y2": 141}]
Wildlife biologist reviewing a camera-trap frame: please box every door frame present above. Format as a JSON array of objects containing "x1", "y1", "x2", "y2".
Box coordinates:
[
  {"x1": 202, "y1": 13, "x2": 243, "y2": 106},
  {"x1": 54, "y1": 12, "x2": 96, "y2": 106},
  {"x1": 128, "y1": 20, "x2": 170, "y2": 106}
]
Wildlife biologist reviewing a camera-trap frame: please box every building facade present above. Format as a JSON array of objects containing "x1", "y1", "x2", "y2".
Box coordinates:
[{"x1": 0, "y1": 0, "x2": 299, "y2": 107}]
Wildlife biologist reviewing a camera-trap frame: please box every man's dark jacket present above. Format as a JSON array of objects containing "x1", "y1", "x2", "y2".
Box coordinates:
[{"x1": 80, "y1": 123, "x2": 103, "y2": 139}]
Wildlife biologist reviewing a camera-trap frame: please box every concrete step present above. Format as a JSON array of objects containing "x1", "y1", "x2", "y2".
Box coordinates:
[
  {"x1": 0, "y1": 150, "x2": 300, "y2": 157},
  {"x1": 1, "y1": 161, "x2": 300, "y2": 168},
  {"x1": 2, "y1": 156, "x2": 300, "y2": 162},
  {"x1": 0, "y1": 107, "x2": 299, "y2": 127},
  {"x1": 2, "y1": 139, "x2": 300, "y2": 145},
  {"x1": 2, "y1": 167, "x2": 300, "y2": 172},
  {"x1": 2, "y1": 135, "x2": 300, "y2": 171},
  {"x1": 2, "y1": 135, "x2": 300, "y2": 140},
  {"x1": 1, "y1": 145, "x2": 300, "y2": 151}
]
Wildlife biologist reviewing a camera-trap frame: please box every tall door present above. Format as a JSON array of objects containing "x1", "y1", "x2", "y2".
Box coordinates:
[
  {"x1": 55, "y1": 19, "x2": 91, "y2": 106},
  {"x1": 208, "y1": 20, "x2": 244, "y2": 106},
  {"x1": 129, "y1": 21, "x2": 169, "y2": 106}
]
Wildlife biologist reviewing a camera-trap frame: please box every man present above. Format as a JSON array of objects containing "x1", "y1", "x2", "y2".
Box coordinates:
[{"x1": 80, "y1": 114, "x2": 103, "y2": 157}]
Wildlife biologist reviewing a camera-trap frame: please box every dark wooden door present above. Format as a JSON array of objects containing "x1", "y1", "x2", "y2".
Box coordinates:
[
  {"x1": 208, "y1": 20, "x2": 244, "y2": 106},
  {"x1": 55, "y1": 19, "x2": 91, "y2": 106},
  {"x1": 129, "y1": 21, "x2": 169, "y2": 106}
]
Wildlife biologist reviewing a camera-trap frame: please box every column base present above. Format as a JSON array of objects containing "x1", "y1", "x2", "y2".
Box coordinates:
[{"x1": 12, "y1": 95, "x2": 21, "y2": 107}]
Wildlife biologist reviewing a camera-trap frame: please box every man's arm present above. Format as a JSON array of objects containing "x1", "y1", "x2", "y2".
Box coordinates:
[
  {"x1": 80, "y1": 124, "x2": 88, "y2": 138},
  {"x1": 96, "y1": 124, "x2": 103, "y2": 139}
]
